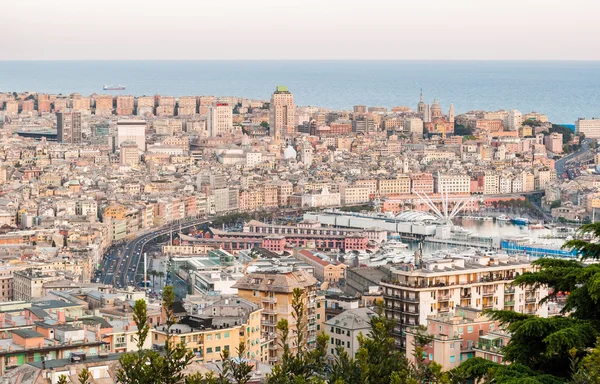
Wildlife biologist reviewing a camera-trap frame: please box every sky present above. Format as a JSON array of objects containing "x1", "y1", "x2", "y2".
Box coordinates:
[{"x1": 2, "y1": 0, "x2": 600, "y2": 60}]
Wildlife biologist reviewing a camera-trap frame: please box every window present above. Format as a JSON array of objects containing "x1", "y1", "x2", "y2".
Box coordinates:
[
  {"x1": 207, "y1": 334, "x2": 212, "y2": 341},
  {"x1": 224, "y1": 332, "x2": 230, "y2": 338},
  {"x1": 450, "y1": 355, "x2": 456, "y2": 363},
  {"x1": 428, "y1": 353, "x2": 433, "y2": 360},
  {"x1": 347, "y1": 341, "x2": 350, "y2": 348},
  {"x1": 467, "y1": 326, "x2": 473, "y2": 333},
  {"x1": 450, "y1": 342, "x2": 455, "y2": 349},
  {"x1": 458, "y1": 327, "x2": 463, "y2": 334},
  {"x1": 216, "y1": 333, "x2": 221, "y2": 340},
  {"x1": 207, "y1": 347, "x2": 213, "y2": 353},
  {"x1": 215, "y1": 346, "x2": 221, "y2": 352},
  {"x1": 224, "y1": 345, "x2": 230, "y2": 351},
  {"x1": 130, "y1": 335, "x2": 135, "y2": 342},
  {"x1": 193, "y1": 335, "x2": 198, "y2": 342},
  {"x1": 317, "y1": 314, "x2": 320, "y2": 319},
  {"x1": 439, "y1": 325, "x2": 442, "y2": 332},
  {"x1": 330, "y1": 326, "x2": 334, "y2": 332},
  {"x1": 331, "y1": 337, "x2": 334, "y2": 344}
]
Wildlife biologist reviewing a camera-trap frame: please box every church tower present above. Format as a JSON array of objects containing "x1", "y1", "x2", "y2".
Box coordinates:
[
  {"x1": 449, "y1": 104, "x2": 455, "y2": 123},
  {"x1": 417, "y1": 90, "x2": 425, "y2": 115}
]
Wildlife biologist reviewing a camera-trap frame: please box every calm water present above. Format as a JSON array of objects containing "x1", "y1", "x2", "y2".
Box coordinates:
[{"x1": 1, "y1": 60, "x2": 600, "y2": 123}]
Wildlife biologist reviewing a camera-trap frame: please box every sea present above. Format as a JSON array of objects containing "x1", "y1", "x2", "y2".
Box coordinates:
[{"x1": 1, "y1": 60, "x2": 599, "y2": 124}]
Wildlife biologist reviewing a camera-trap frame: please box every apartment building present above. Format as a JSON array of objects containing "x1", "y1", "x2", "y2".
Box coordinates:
[
  {"x1": 56, "y1": 111, "x2": 82, "y2": 144},
  {"x1": 233, "y1": 270, "x2": 325, "y2": 364},
  {"x1": 434, "y1": 173, "x2": 471, "y2": 194},
  {"x1": 324, "y1": 307, "x2": 376, "y2": 360},
  {"x1": 208, "y1": 103, "x2": 233, "y2": 137},
  {"x1": 575, "y1": 118, "x2": 600, "y2": 139},
  {"x1": 405, "y1": 307, "x2": 501, "y2": 371},
  {"x1": 378, "y1": 175, "x2": 411, "y2": 196},
  {"x1": 294, "y1": 250, "x2": 347, "y2": 284},
  {"x1": 381, "y1": 253, "x2": 548, "y2": 349},
  {"x1": 152, "y1": 297, "x2": 265, "y2": 363}
]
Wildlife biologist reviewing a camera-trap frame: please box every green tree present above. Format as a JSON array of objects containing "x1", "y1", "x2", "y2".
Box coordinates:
[
  {"x1": 159, "y1": 285, "x2": 195, "y2": 384},
  {"x1": 78, "y1": 367, "x2": 92, "y2": 384},
  {"x1": 57, "y1": 375, "x2": 69, "y2": 384},
  {"x1": 260, "y1": 121, "x2": 269, "y2": 129},
  {"x1": 571, "y1": 339, "x2": 600, "y2": 383},
  {"x1": 51, "y1": 239, "x2": 56, "y2": 247},
  {"x1": 354, "y1": 309, "x2": 409, "y2": 384},
  {"x1": 116, "y1": 299, "x2": 159, "y2": 384},
  {"x1": 449, "y1": 357, "x2": 564, "y2": 384},
  {"x1": 158, "y1": 271, "x2": 165, "y2": 287},
  {"x1": 266, "y1": 288, "x2": 328, "y2": 384}
]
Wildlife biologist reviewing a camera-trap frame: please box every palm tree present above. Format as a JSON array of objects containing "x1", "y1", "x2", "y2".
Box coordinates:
[
  {"x1": 158, "y1": 271, "x2": 165, "y2": 288},
  {"x1": 149, "y1": 270, "x2": 157, "y2": 288}
]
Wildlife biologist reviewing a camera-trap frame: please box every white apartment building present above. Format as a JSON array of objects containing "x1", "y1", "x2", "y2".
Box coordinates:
[
  {"x1": 484, "y1": 172, "x2": 500, "y2": 195},
  {"x1": 506, "y1": 110, "x2": 522, "y2": 131},
  {"x1": 341, "y1": 186, "x2": 371, "y2": 205},
  {"x1": 404, "y1": 118, "x2": 424, "y2": 135},
  {"x1": 382, "y1": 253, "x2": 548, "y2": 349},
  {"x1": 434, "y1": 173, "x2": 471, "y2": 194},
  {"x1": 499, "y1": 175, "x2": 513, "y2": 194},
  {"x1": 208, "y1": 103, "x2": 233, "y2": 137},
  {"x1": 325, "y1": 308, "x2": 376, "y2": 360},
  {"x1": 270, "y1": 86, "x2": 295, "y2": 138},
  {"x1": 116, "y1": 120, "x2": 146, "y2": 151},
  {"x1": 575, "y1": 118, "x2": 600, "y2": 139}
]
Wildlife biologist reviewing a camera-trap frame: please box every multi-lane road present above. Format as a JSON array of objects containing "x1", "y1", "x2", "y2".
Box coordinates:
[
  {"x1": 555, "y1": 139, "x2": 592, "y2": 180},
  {"x1": 98, "y1": 218, "x2": 210, "y2": 287}
]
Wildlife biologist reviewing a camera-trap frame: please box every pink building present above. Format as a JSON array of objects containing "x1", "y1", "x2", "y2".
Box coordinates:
[
  {"x1": 544, "y1": 132, "x2": 563, "y2": 154},
  {"x1": 405, "y1": 307, "x2": 503, "y2": 371}
]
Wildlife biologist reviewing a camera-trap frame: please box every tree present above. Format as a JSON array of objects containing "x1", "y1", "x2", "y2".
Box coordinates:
[
  {"x1": 260, "y1": 121, "x2": 269, "y2": 129},
  {"x1": 51, "y1": 239, "x2": 56, "y2": 247},
  {"x1": 57, "y1": 375, "x2": 69, "y2": 384},
  {"x1": 78, "y1": 367, "x2": 92, "y2": 384},
  {"x1": 158, "y1": 271, "x2": 165, "y2": 287},
  {"x1": 266, "y1": 288, "x2": 328, "y2": 384},
  {"x1": 448, "y1": 357, "x2": 564, "y2": 384},
  {"x1": 116, "y1": 299, "x2": 159, "y2": 384},
  {"x1": 159, "y1": 285, "x2": 195, "y2": 384},
  {"x1": 453, "y1": 124, "x2": 473, "y2": 136},
  {"x1": 354, "y1": 309, "x2": 410, "y2": 384},
  {"x1": 571, "y1": 339, "x2": 600, "y2": 383}
]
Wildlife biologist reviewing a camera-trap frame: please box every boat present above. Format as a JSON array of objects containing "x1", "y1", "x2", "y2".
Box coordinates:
[
  {"x1": 529, "y1": 223, "x2": 545, "y2": 230},
  {"x1": 496, "y1": 215, "x2": 511, "y2": 222},
  {"x1": 103, "y1": 84, "x2": 126, "y2": 90},
  {"x1": 512, "y1": 217, "x2": 530, "y2": 226}
]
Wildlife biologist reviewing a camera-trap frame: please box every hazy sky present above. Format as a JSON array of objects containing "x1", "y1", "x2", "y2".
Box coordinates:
[{"x1": 2, "y1": 0, "x2": 599, "y2": 60}]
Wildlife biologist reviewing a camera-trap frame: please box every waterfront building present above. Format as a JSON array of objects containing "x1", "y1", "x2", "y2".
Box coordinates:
[
  {"x1": 575, "y1": 118, "x2": 600, "y2": 139},
  {"x1": 136, "y1": 96, "x2": 155, "y2": 116},
  {"x1": 116, "y1": 95, "x2": 135, "y2": 115},
  {"x1": 269, "y1": 86, "x2": 295, "y2": 138},
  {"x1": 382, "y1": 253, "x2": 548, "y2": 349},
  {"x1": 56, "y1": 110, "x2": 82, "y2": 144},
  {"x1": 94, "y1": 95, "x2": 113, "y2": 115}
]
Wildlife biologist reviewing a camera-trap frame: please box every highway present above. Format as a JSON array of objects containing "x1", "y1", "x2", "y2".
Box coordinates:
[
  {"x1": 555, "y1": 139, "x2": 591, "y2": 180},
  {"x1": 98, "y1": 218, "x2": 211, "y2": 287}
]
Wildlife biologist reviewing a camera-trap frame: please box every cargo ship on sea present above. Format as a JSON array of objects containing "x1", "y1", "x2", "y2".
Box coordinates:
[{"x1": 103, "y1": 84, "x2": 126, "y2": 90}]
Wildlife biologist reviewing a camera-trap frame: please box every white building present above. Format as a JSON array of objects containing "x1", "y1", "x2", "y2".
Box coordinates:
[
  {"x1": 575, "y1": 118, "x2": 600, "y2": 139},
  {"x1": 403, "y1": 118, "x2": 424, "y2": 135},
  {"x1": 324, "y1": 308, "x2": 376, "y2": 360},
  {"x1": 208, "y1": 103, "x2": 233, "y2": 137},
  {"x1": 506, "y1": 110, "x2": 523, "y2": 131},
  {"x1": 434, "y1": 173, "x2": 471, "y2": 194},
  {"x1": 117, "y1": 120, "x2": 146, "y2": 151},
  {"x1": 382, "y1": 253, "x2": 549, "y2": 349},
  {"x1": 300, "y1": 186, "x2": 341, "y2": 208}
]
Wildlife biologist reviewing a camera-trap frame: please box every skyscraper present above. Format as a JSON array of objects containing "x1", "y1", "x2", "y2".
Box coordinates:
[
  {"x1": 207, "y1": 103, "x2": 233, "y2": 137},
  {"x1": 56, "y1": 111, "x2": 82, "y2": 144},
  {"x1": 269, "y1": 86, "x2": 295, "y2": 139}
]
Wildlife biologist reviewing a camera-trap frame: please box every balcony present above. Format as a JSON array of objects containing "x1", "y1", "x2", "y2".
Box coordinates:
[
  {"x1": 460, "y1": 293, "x2": 471, "y2": 299},
  {"x1": 268, "y1": 343, "x2": 278, "y2": 351},
  {"x1": 438, "y1": 307, "x2": 450, "y2": 313},
  {"x1": 401, "y1": 296, "x2": 419, "y2": 303},
  {"x1": 438, "y1": 295, "x2": 450, "y2": 302},
  {"x1": 114, "y1": 343, "x2": 127, "y2": 349},
  {"x1": 482, "y1": 291, "x2": 495, "y2": 297},
  {"x1": 504, "y1": 287, "x2": 515, "y2": 294},
  {"x1": 262, "y1": 296, "x2": 277, "y2": 304},
  {"x1": 482, "y1": 302, "x2": 494, "y2": 309},
  {"x1": 268, "y1": 356, "x2": 279, "y2": 363},
  {"x1": 525, "y1": 296, "x2": 537, "y2": 303},
  {"x1": 504, "y1": 301, "x2": 515, "y2": 306},
  {"x1": 263, "y1": 307, "x2": 277, "y2": 315},
  {"x1": 262, "y1": 319, "x2": 277, "y2": 327},
  {"x1": 405, "y1": 307, "x2": 420, "y2": 314}
]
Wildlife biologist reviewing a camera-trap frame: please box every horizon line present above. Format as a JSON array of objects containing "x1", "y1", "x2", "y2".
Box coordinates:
[{"x1": 2, "y1": 58, "x2": 600, "y2": 62}]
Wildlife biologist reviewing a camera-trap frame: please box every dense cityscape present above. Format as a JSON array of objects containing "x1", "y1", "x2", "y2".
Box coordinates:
[{"x1": 1, "y1": 87, "x2": 600, "y2": 383}]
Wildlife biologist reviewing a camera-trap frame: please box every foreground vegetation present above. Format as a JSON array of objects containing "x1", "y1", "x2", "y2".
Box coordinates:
[{"x1": 97, "y1": 223, "x2": 600, "y2": 383}]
